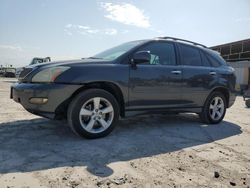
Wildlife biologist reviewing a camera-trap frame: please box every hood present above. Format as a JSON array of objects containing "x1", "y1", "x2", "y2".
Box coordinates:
[{"x1": 26, "y1": 58, "x2": 114, "y2": 69}]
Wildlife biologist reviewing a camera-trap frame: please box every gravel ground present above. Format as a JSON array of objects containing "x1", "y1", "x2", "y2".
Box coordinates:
[{"x1": 0, "y1": 77, "x2": 250, "y2": 188}]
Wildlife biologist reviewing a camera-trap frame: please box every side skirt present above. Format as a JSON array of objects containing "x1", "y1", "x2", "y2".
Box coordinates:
[{"x1": 124, "y1": 107, "x2": 202, "y2": 117}]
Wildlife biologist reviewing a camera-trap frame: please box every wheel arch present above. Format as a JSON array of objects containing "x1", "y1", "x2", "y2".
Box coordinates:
[
  {"x1": 67, "y1": 81, "x2": 125, "y2": 117},
  {"x1": 207, "y1": 87, "x2": 230, "y2": 108}
]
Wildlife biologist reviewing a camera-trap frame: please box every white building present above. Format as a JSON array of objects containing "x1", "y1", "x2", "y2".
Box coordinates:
[{"x1": 211, "y1": 39, "x2": 250, "y2": 92}]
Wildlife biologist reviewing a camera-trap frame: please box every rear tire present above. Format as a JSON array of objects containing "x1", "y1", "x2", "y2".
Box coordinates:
[
  {"x1": 67, "y1": 89, "x2": 120, "y2": 139},
  {"x1": 199, "y1": 92, "x2": 226, "y2": 124}
]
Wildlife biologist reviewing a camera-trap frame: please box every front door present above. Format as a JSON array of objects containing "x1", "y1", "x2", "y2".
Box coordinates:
[{"x1": 128, "y1": 41, "x2": 183, "y2": 110}]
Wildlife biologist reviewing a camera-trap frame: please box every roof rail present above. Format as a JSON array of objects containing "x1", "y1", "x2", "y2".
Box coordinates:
[{"x1": 156, "y1": 36, "x2": 207, "y2": 48}]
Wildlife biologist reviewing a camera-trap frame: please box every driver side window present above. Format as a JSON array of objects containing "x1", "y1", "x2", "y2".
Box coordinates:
[
  {"x1": 149, "y1": 54, "x2": 160, "y2": 65},
  {"x1": 137, "y1": 42, "x2": 176, "y2": 65}
]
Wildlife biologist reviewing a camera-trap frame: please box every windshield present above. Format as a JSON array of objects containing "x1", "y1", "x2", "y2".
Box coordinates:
[{"x1": 92, "y1": 40, "x2": 145, "y2": 61}]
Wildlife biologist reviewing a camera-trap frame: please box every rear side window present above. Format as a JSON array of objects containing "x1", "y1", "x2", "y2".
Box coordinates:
[
  {"x1": 138, "y1": 42, "x2": 176, "y2": 65},
  {"x1": 206, "y1": 53, "x2": 222, "y2": 67},
  {"x1": 200, "y1": 51, "x2": 212, "y2": 67},
  {"x1": 179, "y1": 44, "x2": 202, "y2": 66}
]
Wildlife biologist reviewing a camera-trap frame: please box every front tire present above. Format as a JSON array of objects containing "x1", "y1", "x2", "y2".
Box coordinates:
[
  {"x1": 67, "y1": 89, "x2": 119, "y2": 139},
  {"x1": 199, "y1": 92, "x2": 226, "y2": 124}
]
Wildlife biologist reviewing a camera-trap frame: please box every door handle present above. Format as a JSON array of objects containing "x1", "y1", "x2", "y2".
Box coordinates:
[
  {"x1": 171, "y1": 70, "x2": 182, "y2": 74},
  {"x1": 209, "y1": 71, "x2": 217, "y2": 75}
]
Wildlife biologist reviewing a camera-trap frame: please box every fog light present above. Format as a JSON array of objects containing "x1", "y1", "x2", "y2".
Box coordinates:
[{"x1": 29, "y1": 97, "x2": 48, "y2": 104}]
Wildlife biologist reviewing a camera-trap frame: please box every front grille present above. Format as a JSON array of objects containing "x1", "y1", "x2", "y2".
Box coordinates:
[{"x1": 18, "y1": 68, "x2": 33, "y2": 80}]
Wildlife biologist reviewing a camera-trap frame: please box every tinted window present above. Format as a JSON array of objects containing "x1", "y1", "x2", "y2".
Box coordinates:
[
  {"x1": 206, "y1": 54, "x2": 221, "y2": 67},
  {"x1": 138, "y1": 42, "x2": 176, "y2": 65},
  {"x1": 207, "y1": 51, "x2": 226, "y2": 66},
  {"x1": 200, "y1": 51, "x2": 211, "y2": 67},
  {"x1": 179, "y1": 44, "x2": 202, "y2": 66}
]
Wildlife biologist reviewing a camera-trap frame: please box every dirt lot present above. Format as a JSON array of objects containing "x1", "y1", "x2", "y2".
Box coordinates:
[{"x1": 0, "y1": 77, "x2": 250, "y2": 188}]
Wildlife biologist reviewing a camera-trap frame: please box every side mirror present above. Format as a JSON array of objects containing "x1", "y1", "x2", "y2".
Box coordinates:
[{"x1": 132, "y1": 51, "x2": 150, "y2": 64}]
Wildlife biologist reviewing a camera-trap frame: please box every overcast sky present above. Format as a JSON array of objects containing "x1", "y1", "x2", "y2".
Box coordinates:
[{"x1": 0, "y1": 0, "x2": 250, "y2": 67}]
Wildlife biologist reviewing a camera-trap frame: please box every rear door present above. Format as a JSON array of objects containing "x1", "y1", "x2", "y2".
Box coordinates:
[
  {"x1": 128, "y1": 41, "x2": 183, "y2": 109},
  {"x1": 178, "y1": 43, "x2": 217, "y2": 107}
]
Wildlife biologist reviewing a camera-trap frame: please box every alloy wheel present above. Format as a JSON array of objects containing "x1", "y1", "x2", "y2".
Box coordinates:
[
  {"x1": 209, "y1": 96, "x2": 225, "y2": 121},
  {"x1": 79, "y1": 97, "x2": 114, "y2": 133}
]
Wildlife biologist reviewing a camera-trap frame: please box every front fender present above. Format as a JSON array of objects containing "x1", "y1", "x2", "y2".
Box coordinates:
[{"x1": 55, "y1": 64, "x2": 130, "y2": 106}]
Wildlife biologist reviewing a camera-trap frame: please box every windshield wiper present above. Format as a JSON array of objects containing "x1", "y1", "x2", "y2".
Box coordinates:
[
  {"x1": 87, "y1": 57, "x2": 103, "y2": 59},
  {"x1": 81, "y1": 57, "x2": 103, "y2": 59}
]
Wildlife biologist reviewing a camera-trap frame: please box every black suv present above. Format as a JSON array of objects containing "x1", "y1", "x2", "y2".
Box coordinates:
[{"x1": 11, "y1": 37, "x2": 236, "y2": 139}]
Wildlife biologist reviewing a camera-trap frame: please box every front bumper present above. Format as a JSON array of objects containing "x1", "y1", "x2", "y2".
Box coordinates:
[{"x1": 11, "y1": 82, "x2": 82, "y2": 119}]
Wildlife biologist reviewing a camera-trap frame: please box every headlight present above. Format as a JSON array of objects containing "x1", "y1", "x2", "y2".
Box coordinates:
[{"x1": 32, "y1": 66, "x2": 70, "y2": 83}]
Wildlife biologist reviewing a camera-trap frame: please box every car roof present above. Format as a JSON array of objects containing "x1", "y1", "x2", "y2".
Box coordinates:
[
  {"x1": 154, "y1": 36, "x2": 207, "y2": 47},
  {"x1": 130, "y1": 38, "x2": 221, "y2": 57},
  {"x1": 149, "y1": 37, "x2": 221, "y2": 55}
]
